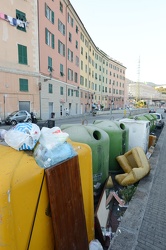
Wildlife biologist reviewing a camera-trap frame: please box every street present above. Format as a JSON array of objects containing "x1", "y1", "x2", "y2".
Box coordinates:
[{"x1": 0, "y1": 108, "x2": 165, "y2": 140}]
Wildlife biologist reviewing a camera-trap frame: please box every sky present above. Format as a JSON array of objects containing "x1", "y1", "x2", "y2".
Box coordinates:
[{"x1": 70, "y1": 0, "x2": 166, "y2": 85}]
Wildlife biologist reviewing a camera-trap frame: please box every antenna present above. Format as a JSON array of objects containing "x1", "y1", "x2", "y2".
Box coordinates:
[{"x1": 136, "y1": 56, "x2": 140, "y2": 102}]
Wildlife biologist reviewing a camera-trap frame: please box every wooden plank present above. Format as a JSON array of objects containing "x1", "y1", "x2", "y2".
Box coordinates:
[{"x1": 45, "y1": 155, "x2": 89, "y2": 250}]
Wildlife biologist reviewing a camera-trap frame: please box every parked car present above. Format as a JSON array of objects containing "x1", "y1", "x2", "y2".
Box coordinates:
[
  {"x1": 152, "y1": 113, "x2": 165, "y2": 128},
  {"x1": 149, "y1": 109, "x2": 156, "y2": 113},
  {"x1": 0, "y1": 117, "x2": 2, "y2": 125},
  {"x1": 5, "y1": 110, "x2": 32, "y2": 126},
  {"x1": 164, "y1": 109, "x2": 166, "y2": 113}
]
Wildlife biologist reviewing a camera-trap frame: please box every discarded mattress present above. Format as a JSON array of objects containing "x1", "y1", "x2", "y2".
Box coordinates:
[{"x1": 115, "y1": 146, "x2": 151, "y2": 186}]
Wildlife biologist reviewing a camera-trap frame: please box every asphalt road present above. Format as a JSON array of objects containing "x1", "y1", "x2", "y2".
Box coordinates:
[{"x1": 0, "y1": 108, "x2": 165, "y2": 138}]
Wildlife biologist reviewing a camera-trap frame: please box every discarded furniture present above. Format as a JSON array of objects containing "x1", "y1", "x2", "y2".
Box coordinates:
[{"x1": 115, "y1": 147, "x2": 151, "y2": 186}]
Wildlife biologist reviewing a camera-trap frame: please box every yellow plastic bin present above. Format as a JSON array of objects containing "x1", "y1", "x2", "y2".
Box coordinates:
[{"x1": 0, "y1": 142, "x2": 94, "y2": 249}]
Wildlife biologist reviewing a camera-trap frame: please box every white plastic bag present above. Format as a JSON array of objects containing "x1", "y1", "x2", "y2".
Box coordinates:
[
  {"x1": 89, "y1": 239, "x2": 103, "y2": 250},
  {"x1": 34, "y1": 142, "x2": 77, "y2": 168},
  {"x1": 4, "y1": 123, "x2": 41, "y2": 150},
  {"x1": 39, "y1": 127, "x2": 69, "y2": 149}
]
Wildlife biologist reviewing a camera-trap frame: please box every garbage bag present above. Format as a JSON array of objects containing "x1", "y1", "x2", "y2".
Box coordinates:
[
  {"x1": 89, "y1": 239, "x2": 103, "y2": 250},
  {"x1": 4, "y1": 123, "x2": 41, "y2": 150},
  {"x1": 34, "y1": 142, "x2": 77, "y2": 168},
  {"x1": 39, "y1": 126, "x2": 69, "y2": 149}
]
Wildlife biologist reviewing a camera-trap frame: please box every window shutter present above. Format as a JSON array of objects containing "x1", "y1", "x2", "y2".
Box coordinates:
[
  {"x1": 45, "y1": 28, "x2": 48, "y2": 44},
  {"x1": 52, "y1": 11, "x2": 54, "y2": 24},
  {"x1": 52, "y1": 34, "x2": 55, "y2": 49}
]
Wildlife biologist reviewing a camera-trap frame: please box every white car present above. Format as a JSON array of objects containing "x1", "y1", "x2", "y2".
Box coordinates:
[{"x1": 151, "y1": 113, "x2": 164, "y2": 128}]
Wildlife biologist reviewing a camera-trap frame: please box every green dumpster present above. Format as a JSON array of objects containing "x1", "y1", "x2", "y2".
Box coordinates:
[
  {"x1": 61, "y1": 124, "x2": 109, "y2": 205},
  {"x1": 144, "y1": 114, "x2": 156, "y2": 131},
  {"x1": 93, "y1": 120, "x2": 129, "y2": 174},
  {"x1": 149, "y1": 113, "x2": 157, "y2": 127}
]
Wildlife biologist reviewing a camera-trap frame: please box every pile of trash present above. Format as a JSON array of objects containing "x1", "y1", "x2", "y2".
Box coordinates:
[{"x1": 0, "y1": 123, "x2": 77, "y2": 168}]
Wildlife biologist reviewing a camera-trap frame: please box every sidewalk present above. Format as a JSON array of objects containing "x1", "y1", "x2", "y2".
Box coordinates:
[{"x1": 109, "y1": 124, "x2": 166, "y2": 249}]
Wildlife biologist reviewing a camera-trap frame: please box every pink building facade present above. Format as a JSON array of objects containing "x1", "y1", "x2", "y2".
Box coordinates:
[
  {"x1": 0, "y1": 0, "x2": 126, "y2": 120},
  {"x1": 0, "y1": 1, "x2": 40, "y2": 119}
]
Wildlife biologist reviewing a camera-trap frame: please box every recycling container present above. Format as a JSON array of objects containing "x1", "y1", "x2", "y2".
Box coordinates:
[
  {"x1": 144, "y1": 113, "x2": 156, "y2": 131},
  {"x1": 93, "y1": 120, "x2": 129, "y2": 173},
  {"x1": 0, "y1": 141, "x2": 94, "y2": 248},
  {"x1": 119, "y1": 118, "x2": 150, "y2": 153},
  {"x1": 61, "y1": 124, "x2": 110, "y2": 204},
  {"x1": 134, "y1": 115, "x2": 153, "y2": 132}
]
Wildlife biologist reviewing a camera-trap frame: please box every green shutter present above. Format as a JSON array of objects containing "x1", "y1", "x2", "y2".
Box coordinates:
[
  {"x1": 18, "y1": 44, "x2": 27, "y2": 65},
  {"x1": 52, "y1": 34, "x2": 55, "y2": 49},
  {"x1": 19, "y1": 79, "x2": 28, "y2": 91},
  {"x1": 52, "y1": 11, "x2": 54, "y2": 24},
  {"x1": 45, "y1": 28, "x2": 48, "y2": 44}
]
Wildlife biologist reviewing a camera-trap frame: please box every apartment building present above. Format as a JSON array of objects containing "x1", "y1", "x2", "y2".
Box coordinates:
[
  {"x1": 0, "y1": 0, "x2": 40, "y2": 120},
  {"x1": 0, "y1": 0, "x2": 126, "y2": 120}
]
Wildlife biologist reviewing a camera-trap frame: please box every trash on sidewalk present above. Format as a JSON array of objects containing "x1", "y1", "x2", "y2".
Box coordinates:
[
  {"x1": 146, "y1": 145, "x2": 155, "y2": 159},
  {"x1": 115, "y1": 146, "x2": 151, "y2": 186},
  {"x1": 89, "y1": 239, "x2": 103, "y2": 250},
  {"x1": 106, "y1": 191, "x2": 125, "y2": 207}
]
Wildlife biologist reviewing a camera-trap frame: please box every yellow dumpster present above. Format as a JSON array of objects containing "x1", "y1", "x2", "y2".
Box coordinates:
[{"x1": 0, "y1": 142, "x2": 94, "y2": 249}]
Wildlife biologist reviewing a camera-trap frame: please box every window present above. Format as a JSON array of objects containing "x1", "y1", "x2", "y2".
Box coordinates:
[
  {"x1": 80, "y1": 33, "x2": 84, "y2": 42},
  {"x1": 49, "y1": 83, "x2": 53, "y2": 93},
  {"x1": 68, "y1": 49, "x2": 73, "y2": 62},
  {"x1": 74, "y1": 72, "x2": 78, "y2": 83},
  {"x1": 60, "y1": 2, "x2": 63, "y2": 13},
  {"x1": 18, "y1": 44, "x2": 27, "y2": 65},
  {"x1": 85, "y1": 78, "x2": 87, "y2": 87},
  {"x1": 45, "y1": 28, "x2": 54, "y2": 49},
  {"x1": 48, "y1": 57, "x2": 53, "y2": 71},
  {"x1": 68, "y1": 13, "x2": 74, "y2": 27},
  {"x1": 76, "y1": 25, "x2": 79, "y2": 33},
  {"x1": 81, "y1": 47, "x2": 83, "y2": 55},
  {"x1": 76, "y1": 40, "x2": 78, "y2": 49},
  {"x1": 58, "y1": 40, "x2": 65, "y2": 56},
  {"x1": 68, "y1": 68, "x2": 73, "y2": 81},
  {"x1": 60, "y1": 64, "x2": 64, "y2": 76},
  {"x1": 69, "y1": 32, "x2": 72, "y2": 42},
  {"x1": 16, "y1": 9, "x2": 26, "y2": 32},
  {"x1": 81, "y1": 61, "x2": 83, "y2": 70},
  {"x1": 45, "y1": 4, "x2": 54, "y2": 24},
  {"x1": 58, "y1": 19, "x2": 65, "y2": 35},
  {"x1": 75, "y1": 90, "x2": 79, "y2": 97},
  {"x1": 19, "y1": 78, "x2": 28, "y2": 91},
  {"x1": 60, "y1": 86, "x2": 63, "y2": 95},
  {"x1": 80, "y1": 75, "x2": 84, "y2": 85},
  {"x1": 75, "y1": 56, "x2": 79, "y2": 66}
]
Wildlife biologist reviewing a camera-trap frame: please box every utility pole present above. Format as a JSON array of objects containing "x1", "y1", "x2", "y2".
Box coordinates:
[{"x1": 136, "y1": 56, "x2": 140, "y2": 102}]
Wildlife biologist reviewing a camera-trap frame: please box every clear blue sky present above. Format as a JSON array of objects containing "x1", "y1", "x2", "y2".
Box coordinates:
[{"x1": 70, "y1": 0, "x2": 166, "y2": 85}]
